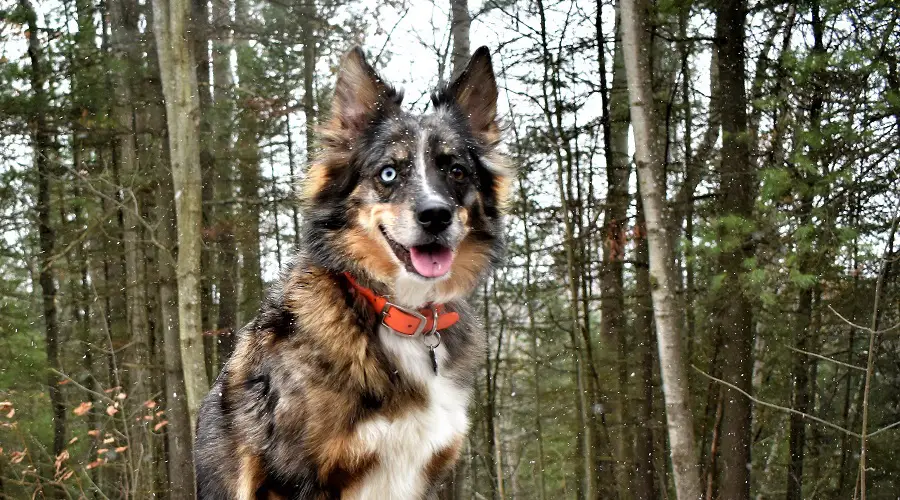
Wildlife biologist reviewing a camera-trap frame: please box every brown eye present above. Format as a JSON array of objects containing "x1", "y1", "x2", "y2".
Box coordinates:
[{"x1": 449, "y1": 165, "x2": 468, "y2": 182}]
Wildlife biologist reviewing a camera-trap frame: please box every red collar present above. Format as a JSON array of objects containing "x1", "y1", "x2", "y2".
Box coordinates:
[{"x1": 344, "y1": 273, "x2": 460, "y2": 336}]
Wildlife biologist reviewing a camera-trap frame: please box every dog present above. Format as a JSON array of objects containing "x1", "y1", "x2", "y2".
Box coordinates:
[{"x1": 194, "y1": 45, "x2": 511, "y2": 499}]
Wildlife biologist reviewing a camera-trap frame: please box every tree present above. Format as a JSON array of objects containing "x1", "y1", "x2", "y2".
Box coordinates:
[
  {"x1": 713, "y1": 0, "x2": 755, "y2": 497},
  {"x1": 620, "y1": 0, "x2": 702, "y2": 497},
  {"x1": 450, "y1": 0, "x2": 470, "y2": 79},
  {"x1": 151, "y1": 0, "x2": 210, "y2": 426},
  {"x1": 20, "y1": 0, "x2": 67, "y2": 480}
]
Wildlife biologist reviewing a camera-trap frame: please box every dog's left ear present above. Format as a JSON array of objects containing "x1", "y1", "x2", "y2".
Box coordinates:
[{"x1": 447, "y1": 46, "x2": 499, "y2": 144}]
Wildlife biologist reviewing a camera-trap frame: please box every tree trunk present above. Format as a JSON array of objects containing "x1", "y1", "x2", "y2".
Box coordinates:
[
  {"x1": 600, "y1": 4, "x2": 634, "y2": 495},
  {"x1": 235, "y1": 0, "x2": 264, "y2": 325},
  {"x1": 634, "y1": 195, "x2": 660, "y2": 500},
  {"x1": 194, "y1": 0, "x2": 218, "y2": 381},
  {"x1": 302, "y1": 0, "x2": 317, "y2": 165},
  {"x1": 620, "y1": 0, "x2": 702, "y2": 497},
  {"x1": 110, "y1": 0, "x2": 156, "y2": 491},
  {"x1": 786, "y1": 5, "x2": 824, "y2": 498},
  {"x1": 22, "y1": 0, "x2": 67, "y2": 487},
  {"x1": 151, "y1": 0, "x2": 211, "y2": 427},
  {"x1": 450, "y1": 0, "x2": 470, "y2": 80},
  {"x1": 519, "y1": 176, "x2": 547, "y2": 500},
  {"x1": 210, "y1": 0, "x2": 238, "y2": 366},
  {"x1": 155, "y1": 156, "x2": 198, "y2": 498},
  {"x1": 714, "y1": 1, "x2": 755, "y2": 498}
]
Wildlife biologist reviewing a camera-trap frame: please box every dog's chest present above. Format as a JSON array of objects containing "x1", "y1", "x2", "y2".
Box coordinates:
[{"x1": 345, "y1": 329, "x2": 469, "y2": 499}]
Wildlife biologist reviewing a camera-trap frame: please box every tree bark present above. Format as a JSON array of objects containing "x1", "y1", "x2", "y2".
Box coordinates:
[
  {"x1": 620, "y1": 0, "x2": 702, "y2": 497},
  {"x1": 519, "y1": 175, "x2": 547, "y2": 500},
  {"x1": 212, "y1": 0, "x2": 238, "y2": 367},
  {"x1": 194, "y1": 0, "x2": 218, "y2": 380},
  {"x1": 110, "y1": 0, "x2": 156, "y2": 491},
  {"x1": 714, "y1": 1, "x2": 755, "y2": 498},
  {"x1": 151, "y1": 0, "x2": 211, "y2": 427},
  {"x1": 155, "y1": 156, "x2": 198, "y2": 498},
  {"x1": 634, "y1": 195, "x2": 660, "y2": 500},
  {"x1": 21, "y1": 0, "x2": 67, "y2": 486},
  {"x1": 450, "y1": 0, "x2": 471, "y2": 80},
  {"x1": 786, "y1": 5, "x2": 824, "y2": 499},
  {"x1": 600, "y1": 4, "x2": 634, "y2": 495},
  {"x1": 235, "y1": 0, "x2": 264, "y2": 325},
  {"x1": 302, "y1": 0, "x2": 317, "y2": 166}
]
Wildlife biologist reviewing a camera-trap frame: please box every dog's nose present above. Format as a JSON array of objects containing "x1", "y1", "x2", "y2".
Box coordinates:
[{"x1": 416, "y1": 202, "x2": 453, "y2": 234}]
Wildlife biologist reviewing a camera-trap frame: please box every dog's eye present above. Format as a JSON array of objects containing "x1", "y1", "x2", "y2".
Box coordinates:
[
  {"x1": 449, "y1": 165, "x2": 468, "y2": 182},
  {"x1": 379, "y1": 166, "x2": 398, "y2": 185}
]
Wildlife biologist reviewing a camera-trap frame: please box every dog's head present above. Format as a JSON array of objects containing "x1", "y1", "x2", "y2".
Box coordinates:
[{"x1": 301, "y1": 46, "x2": 510, "y2": 307}]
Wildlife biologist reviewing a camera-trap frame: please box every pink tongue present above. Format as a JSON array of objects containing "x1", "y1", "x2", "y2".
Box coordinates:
[{"x1": 409, "y1": 245, "x2": 454, "y2": 278}]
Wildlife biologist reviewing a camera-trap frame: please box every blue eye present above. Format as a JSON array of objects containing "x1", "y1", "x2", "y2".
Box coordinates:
[{"x1": 379, "y1": 166, "x2": 398, "y2": 184}]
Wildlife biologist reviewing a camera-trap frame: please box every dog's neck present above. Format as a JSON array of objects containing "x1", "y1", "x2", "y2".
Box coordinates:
[
  {"x1": 351, "y1": 271, "x2": 461, "y2": 309},
  {"x1": 391, "y1": 274, "x2": 441, "y2": 308}
]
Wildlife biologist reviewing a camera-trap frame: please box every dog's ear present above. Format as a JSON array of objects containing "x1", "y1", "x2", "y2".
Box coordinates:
[
  {"x1": 447, "y1": 46, "x2": 499, "y2": 144},
  {"x1": 327, "y1": 47, "x2": 399, "y2": 135}
]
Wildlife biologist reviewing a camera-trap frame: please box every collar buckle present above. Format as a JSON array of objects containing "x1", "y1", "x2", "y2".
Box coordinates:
[{"x1": 380, "y1": 301, "x2": 428, "y2": 337}]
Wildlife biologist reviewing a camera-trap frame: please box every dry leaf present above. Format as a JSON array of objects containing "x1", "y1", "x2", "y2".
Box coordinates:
[
  {"x1": 106, "y1": 405, "x2": 118, "y2": 416},
  {"x1": 68, "y1": 437, "x2": 78, "y2": 445},
  {"x1": 86, "y1": 459, "x2": 104, "y2": 469},
  {"x1": 97, "y1": 448, "x2": 108, "y2": 455},
  {"x1": 62, "y1": 469, "x2": 74, "y2": 480},
  {"x1": 143, "y1": 400, "x2": 157, "y2": 409},
  {"x1": 87, "y1": 429, "x2": 100, "y2": 437},
  {"x1": 114, "y1": 446, "x2": 127, "y2": 453},
  {"x1": 54, "y1": 450, "x2": 69, "y2": 471},
  {"x1": 73, "y1": 402, "x2": 92, "y2": 416},
  {"x1": 153, "y1": 420, "x2": 169, "y2": 431},
  {"x1": 116, "y1": 392, "x2": 127, "y2": 400},
  {"x1": 10, "y1": 451, "x2": 25, "y2": 464},
  {"x1": 103, "y1": 437, "x2": 114, "y2": 444},
  {"x1": 5, "y1": 408, "x2": 14, "y2": 419}
]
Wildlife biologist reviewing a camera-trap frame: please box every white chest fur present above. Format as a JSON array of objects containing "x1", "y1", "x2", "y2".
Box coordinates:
[{"x1": 346, "y1": 327, "x2": 470, "y2": 499}]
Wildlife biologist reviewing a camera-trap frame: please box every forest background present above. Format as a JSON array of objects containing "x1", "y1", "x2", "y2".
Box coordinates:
[{"x1": 0, "y1": 0, "x2": 898, "y2": 498}]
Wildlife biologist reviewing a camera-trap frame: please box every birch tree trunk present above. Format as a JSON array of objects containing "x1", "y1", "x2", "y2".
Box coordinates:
[
  {"x1": 151, "y1": 0, "x2": 210, "y2": 426},
  {"x1": 620, "y1": 0, "x2": 702, "y2": 497}
]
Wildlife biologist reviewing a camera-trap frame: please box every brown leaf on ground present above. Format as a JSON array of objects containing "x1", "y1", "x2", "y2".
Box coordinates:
[{"x1": 73, "y1": 402, "x2": 92, "y2": 416}]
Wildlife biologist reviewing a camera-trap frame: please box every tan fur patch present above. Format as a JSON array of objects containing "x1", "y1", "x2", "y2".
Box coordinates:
[
  {"x1": 236, "y1": 450, "x2": 265, "y2": 500},
  {"x1": 457, "y1": 206, "x2": 469, "y2": 226},
  {"x1": 424, "y1": 435, "x2": 464, "y2": 487},
  {"x1": 341, "y1": 227, "x2": 399, "y2": 283},
  {"x1": 302, "y1": 163, "x2": 330, "y2": 202},
  {"x1": 437, "y1": 236, "x2": 492, "y2": 299},
  {"x1": 493, "y1": 174, "x2": 513, "y2": 210}
]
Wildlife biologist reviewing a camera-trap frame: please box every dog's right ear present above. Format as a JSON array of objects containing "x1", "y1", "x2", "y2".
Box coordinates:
[{"x1": 326, "y1": 47, "x2": 400, "y2": 136}]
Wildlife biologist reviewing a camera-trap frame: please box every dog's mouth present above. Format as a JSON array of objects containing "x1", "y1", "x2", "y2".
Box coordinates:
[{"x1": 379, "y1": 226, "x2": 454, "y2": 278}]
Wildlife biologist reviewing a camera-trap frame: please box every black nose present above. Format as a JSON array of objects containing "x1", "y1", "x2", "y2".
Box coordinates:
[{"x1": 416, "y1": 202, "x2": 453, "y2": 234}]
